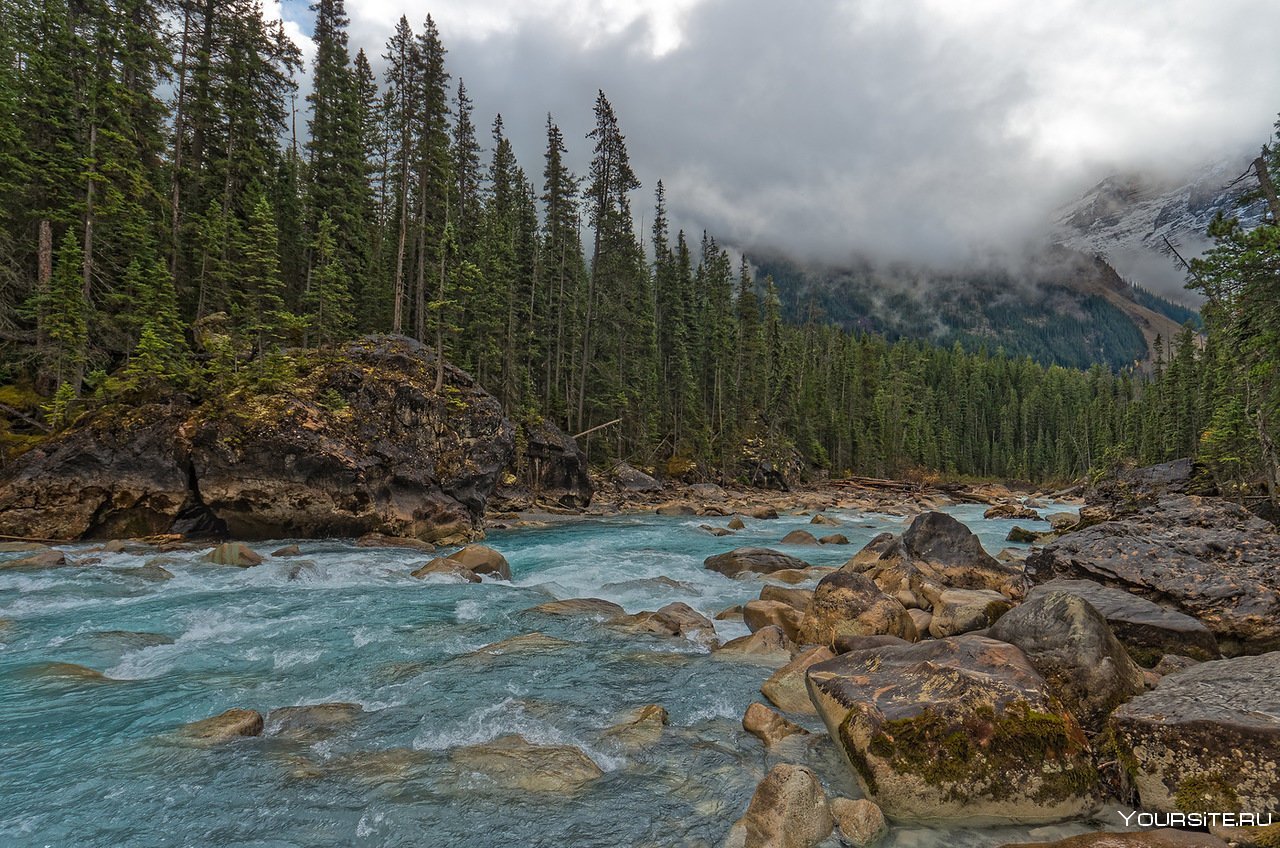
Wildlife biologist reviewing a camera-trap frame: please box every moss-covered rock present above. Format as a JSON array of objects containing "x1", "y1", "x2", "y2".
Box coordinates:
[
  {"x1": 1108, "y1": 652, "x2": 1280, "y2": 815},
  {"x1": 806, "y1": 634, "x2": 1101, "y2": 824},
  {"x1": 0, "y1": 337, "x2": 515, "y2": 543}
]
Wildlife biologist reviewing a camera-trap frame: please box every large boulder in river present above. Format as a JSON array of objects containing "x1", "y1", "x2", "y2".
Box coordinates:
[
  {"x1": 0, "y1": 337, "x2": 515, "y2": 543},
  {"x1": 900, "y1": 511, "x2": 1031, "y2": 598},
  {"x1": 446, "y1": 544, "x2": 510, "y2": 580},
  {"x1": 1025, "y1": 496, "x2": 1280, "y2": 654},
  {"x1": 988, "y1": 591, "x2": 1144, "y2": 730},
  {"x1": 1028, "y1": 579, "x2": 1220, "y2": 665},
  {"x1": 705, "y1": 547, "x2": 811, "y2": 578},
  {"x1": 1108, "y1": 652, "x2": 1280, "y2": 815},
  {"x1": 806, "y1": 635, "x2": 1100, "y2": 824},
  {"x1": 798, "y1": 571, "x2": 917, "y2": 647}
]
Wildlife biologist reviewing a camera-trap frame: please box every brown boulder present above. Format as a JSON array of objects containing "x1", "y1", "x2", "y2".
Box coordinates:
[
  {"x1": 446, "y1": 544, "x2": 510, "y2": 580},
  {"x1": 180, "y1": 708, "x2": 264, "y2": 743},
  {"x1": 714, "y1": 625, "x2": 793, "y2": 666},
  {"x1": 527, "y1": 597, "x2": 625, "y2": 618},
  {"x1": 202, "y1": 542, "x2": 263, "y2": 567},
  {"x1": 705, "y1": 547, "x2": 811, "y2": 578},
  {"x1": 780, "y1": 529, "x2": 820, "y2": 545},
  {"x1": 410, "y1": 557, "x2": 481, "y2": 583},
  {"x1": 762, "y1": 646, "x2": 836, "y2": 715},
  {"x1": 798, "y1": 571, "x2": 916, "y2": 647},
  {"x1": 742, "y1": 702, "x2": 810, "y2": 748},
  {"x1": 830, "y1": 797, "x2": 887, "y2": 847},
  {"x1": 744, "y1": 600, "x2": 805, "y2": 643},
  {"x1": 728, "y1": 763, "x2": 833, "y2": 848}
]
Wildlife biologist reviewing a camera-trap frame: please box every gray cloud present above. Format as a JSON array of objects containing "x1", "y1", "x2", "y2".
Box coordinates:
[{"x1": 299, "y1": 0, "x2": 1280, "y2": 284}]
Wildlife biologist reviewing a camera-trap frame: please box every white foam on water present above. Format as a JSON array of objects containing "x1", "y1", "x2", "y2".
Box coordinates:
[
  {"x1": 355, "y1": 811, "x2": 385, "y2": 838},
  {"x1": 105, "y1": 608, "x2": 279, "y2": 680},
  {"x1": 686, "y1": 692, "x2": 742, "y2": 723},
  {"x1": 453, "y1": 599, "x2": 487, "y2": 622},
  {"x1": 412, "y1": 697, "x2": 625, "y2": 771},
  {"x1": 273, "y1": 648, "x2": 324, "y2": 669}
]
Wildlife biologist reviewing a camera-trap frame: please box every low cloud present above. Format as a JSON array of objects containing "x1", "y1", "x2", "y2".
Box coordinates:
[{"x1": 289, "y1": 0, "x2": 1280, "y2": 282}]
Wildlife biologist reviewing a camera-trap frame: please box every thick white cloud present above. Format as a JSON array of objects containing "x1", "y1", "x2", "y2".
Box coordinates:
[{"x1": 282, "y1": 0, "x2": 1280, "y2": 273}]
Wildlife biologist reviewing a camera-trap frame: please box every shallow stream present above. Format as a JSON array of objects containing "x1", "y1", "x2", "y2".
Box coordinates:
[{"x1": 0, "y1": 504, "x2": 1105, "y2": 847}]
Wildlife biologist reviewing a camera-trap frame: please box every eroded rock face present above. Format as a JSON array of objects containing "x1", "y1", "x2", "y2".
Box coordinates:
[
  {"x1": 928, "y1": 588, "x2": 1013, "y2": 638},
  {"x1": 806, "y1": 635, "x2": 1101, "y2": 825},
  {"x1": 900, "y1": 512, "x2": 1031, "y2": 598},
  {"x1": 1028, "y1": 579, "x2": 1220, "y2": 665},
  {"x1": 0, "y1": 337, "x2": 515, "y2": 543},
  {"x1": 988, "y1": 591, "x2": 1144, "y2": 731},
  {"x1": 1025, "y1": 496, "x2": 1280, "y2": 654},
  {"x1": 511, "y1": 419, "x2": 592, "y2": 508},
  {"x1": 705, "y1": 548, "x2": 811, "y2": 578},
  {"x1": 1108, "y1": 652, "x2": 1280, "y2": 815},
  {"x1": 798, "y1": 571, "x2": 917, "y2": 647}
]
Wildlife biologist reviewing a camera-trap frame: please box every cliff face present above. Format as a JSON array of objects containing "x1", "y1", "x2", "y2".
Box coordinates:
[{"x1": 0, "y1": 336, "x2": 524, "y2": 543}]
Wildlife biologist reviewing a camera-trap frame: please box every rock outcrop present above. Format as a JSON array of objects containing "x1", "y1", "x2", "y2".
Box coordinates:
[
  {"x1": 508, "y1": 418, "x2": 592, "y2": 508},
  {"x1": 0, "y1": 337, "x2": 515, "y2": 543},
  {"x1": 1028, "y1": 579, "x2": 1220, "y2": 664},
  {"x1": 1108, "y1": 652, "x2": 1280, "y2": 815},
  {"x1": 806, "y1": 635, "x2": 1100, "y2": 824},
  {"x1": 797, "y1": 571, "x2": 917, "y2": 647},
  {"x1": 1025, "y1": 496, "x2": 1280, "y2": 654}
]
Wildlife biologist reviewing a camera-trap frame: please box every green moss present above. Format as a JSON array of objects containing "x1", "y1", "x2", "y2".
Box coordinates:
[
  {"x1": 1174, "y1": 771, "x2": 1241, "y2": 814},
  {"x1": 1247, "y1": 823, "x2": 1280, "y2": 848},
  {"x1": 984, "y1": 600, "x2": 1014, "y2": 623},
  {"x1": 855, "y1": 701, "x2": 1093, "y2": 804}
]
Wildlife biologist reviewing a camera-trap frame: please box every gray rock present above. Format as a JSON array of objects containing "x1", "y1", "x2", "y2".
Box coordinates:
[
  {"x1": 1029, "y1": 578, "x2": 1220, "y2": 665},
  {"x1": 988, "y1": 590, "x2": 1144, "y2": 730},
  {"x1": 1109, "y1": 652, "x2": 1280, "y2": 815},
  {"x1": 1026, "y1": 496, "x2": 1280, "y2": 654}
]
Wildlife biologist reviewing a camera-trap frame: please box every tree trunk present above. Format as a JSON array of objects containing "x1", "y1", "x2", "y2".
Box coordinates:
[{"x1": 1254, "y1": 151, "x2": 1280, "y2": 223}]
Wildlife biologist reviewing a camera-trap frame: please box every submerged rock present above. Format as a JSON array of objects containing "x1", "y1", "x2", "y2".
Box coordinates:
[
  {"x1": 714, "y1": 625, "x2": 793, "y2": 666},
  {"x1": 830, "y1": 797, "x2": 887, "y2": 847},
  {"x1": 728, "y1": 516, "x2": 747, "y2": 530},
  {"x1": 0, "y1": 337, "x2": 514, "y2": 542},
  {"x1": 988, "y1": 591, "x2": 1144, "y2": 730},
  {"x1": 202, "y1": 542, "x2": 263, "y2": 567},
  {"x1": 469, "y1": 632, "x2": 573, "y2": 656},
  {"x1": 180, "y1": 708, "x2": 264, "y2": 743},
  {"x1": 725, "y1": 763, "x2": 833, "y2": 848},
  {"x1": 20, "y1": 661, "x2": 114, "y2": 683},
  {"x1": 810, "y1": 514, "x2": 841, "y2": 526},
  {"x1": 806, "y1": 635, "x2": 1100, "y2": 824},
  {"x1": 985, "y1": 503, "x2": 1044, "y2": 521},
  {"x1": 705, "y1": 548, "x2": 811, "y2": 578},
  {"x1": 601, "y1": 704, "x2": 668, "y2": 750},
  {"x1": 270, "y1": 543, "x2": 301, "y2": 557},
  {"x1": 1108, "y1": 652, "x2": 1280, "y2": 815},
  {"x1": 266, "y1": 703, "x2": 362, "y2": 741},
  {"x1": 526, "y1": 598, "x2": 624, "y2": 618},
  {"x1": 0, "y1": 549, "x2": 68, "y2": 570},
  {"x1": 1028, "y1": 579, "x2": 1220, "y2": 665},
  {"x1": 818, "y1": 533, "x2": 849, "y2": 545},
  {"x1": 780, "y1": 530, "x2": 820, "y2": 546},
  {"x1": 355, "y1": 533, "x2": 436, "y2": 551},
  {"x1": 702, "y1": 524, "x2": 734, "y2": 537},
  {"x1": 1026, "y1": 496, "x2": 1280, "y2": 653},
  {"x1": 450, "y1": 735, "x2": 603, "y2": 792},
  {"x1": 609, "y1": 602, "x2": 718, "y2": 648},
  {"x1": 742, "y1": 702, "x2": 810, "y2": 749}
]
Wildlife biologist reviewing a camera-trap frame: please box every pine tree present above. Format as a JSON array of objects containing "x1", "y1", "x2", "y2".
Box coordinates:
[{"x1": 306, "y1": 213, "x2": 354, "y2": 347}]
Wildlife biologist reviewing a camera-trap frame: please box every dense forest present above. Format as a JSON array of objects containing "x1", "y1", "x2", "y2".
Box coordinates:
[{"x1": 0, "y1": 1, "x2": 1275, "y2": 499}]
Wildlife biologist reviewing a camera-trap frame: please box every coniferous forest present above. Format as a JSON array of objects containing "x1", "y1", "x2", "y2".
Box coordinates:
[{"x1": 0, "y1": 0, "x2": 1276, "y2": 499}]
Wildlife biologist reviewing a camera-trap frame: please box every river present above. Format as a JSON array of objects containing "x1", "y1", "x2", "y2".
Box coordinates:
[{"x1": 0, "y1": 503, "x2": 1103, "y2": 847}]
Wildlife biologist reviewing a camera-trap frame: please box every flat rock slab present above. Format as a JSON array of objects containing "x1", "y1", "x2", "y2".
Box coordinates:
[
  {"x1": 1030, "y1": 579, "x2": 1219, "y2": 663},
  {"x1": 1026, "y1": 496, "x2": 1280, "y2": 654},
  {"x1": 806, "y1": 634, "x2": 1100, "y2": 825},
  {"x1": 1109, "y1": 652, "x2": 1280, "y2": 815}
]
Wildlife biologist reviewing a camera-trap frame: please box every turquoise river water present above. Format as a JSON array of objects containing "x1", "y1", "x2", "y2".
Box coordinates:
[{"x1": 0, "y1": 504, "x2": 1108, "y2": 847}]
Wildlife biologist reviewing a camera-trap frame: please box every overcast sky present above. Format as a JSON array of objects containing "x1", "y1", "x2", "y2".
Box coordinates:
[{"x1": 272, "y1": 0, "x2": 1280, "y2": 277}]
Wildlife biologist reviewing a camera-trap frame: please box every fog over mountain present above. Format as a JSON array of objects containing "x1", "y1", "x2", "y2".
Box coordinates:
[{"x1": 277, "y1": 0, "x2": 1280, "y2": 294}]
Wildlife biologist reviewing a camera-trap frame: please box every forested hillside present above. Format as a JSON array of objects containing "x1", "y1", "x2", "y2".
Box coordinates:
[{"x1": 0, "y1": 1, "x2": 1273, "y2": 493}]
